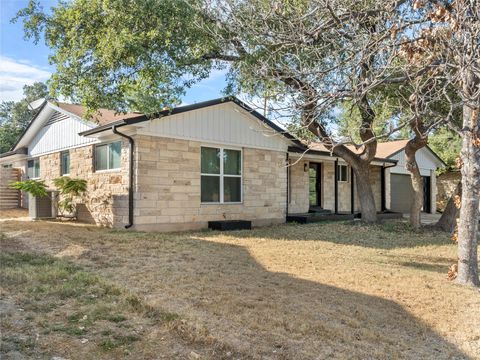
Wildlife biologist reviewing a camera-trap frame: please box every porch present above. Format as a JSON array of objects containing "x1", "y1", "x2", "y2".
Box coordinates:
[{"x1": 287, "y1": 152, "x2": 398, "y2": 221}]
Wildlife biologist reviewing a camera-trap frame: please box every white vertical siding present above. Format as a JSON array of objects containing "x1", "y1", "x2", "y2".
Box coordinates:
[
  {"x1": 389, "y1": 147, "x2": 441, "y2": 176},
  {"x1": 137, "y1": 102, "x2": 289, "y2": 152},
  {"x1": 28, "y1": 112, "x2": 97, "y2": 156}
]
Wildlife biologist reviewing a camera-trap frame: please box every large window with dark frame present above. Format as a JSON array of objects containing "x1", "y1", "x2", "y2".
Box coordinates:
[
  {"x1": 27, "y1": 158, "x2": 40, "y2": 179},
  {"x1": 95, "y1": 141, "x2": 121, "y2": 171},
  {"x1": 60, "y1": 151, "x2": 70, "y2": 176},
  {"x1": 201, "y1": 147, "x2": 242, "y2": 203}
]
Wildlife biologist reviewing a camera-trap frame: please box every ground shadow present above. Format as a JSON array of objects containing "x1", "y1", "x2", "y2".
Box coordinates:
[
  {"x1": 92, "y1": 234, "x2": 470, "y2": 359},
  {"x1": 0, "y1": 216, "x2": 474, "y2": 359},
  {"x1": 221, "y1": 220, "x2": 454, "y2": 250}
]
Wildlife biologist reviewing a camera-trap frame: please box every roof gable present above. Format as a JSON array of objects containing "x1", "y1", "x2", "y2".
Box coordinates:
[{"x1": 28, "y1": 109, "x2": 97, "y2": 157}]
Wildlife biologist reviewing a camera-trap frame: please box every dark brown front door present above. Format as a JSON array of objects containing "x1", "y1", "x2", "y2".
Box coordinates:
[{"x1": 309, "y1": 163, "x2": 322, "y2": 207}]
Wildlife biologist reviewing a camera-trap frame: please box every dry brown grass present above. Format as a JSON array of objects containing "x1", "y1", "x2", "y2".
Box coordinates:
[{"x1": 1, "y1": 209, "x2": 479, "y2": 359}]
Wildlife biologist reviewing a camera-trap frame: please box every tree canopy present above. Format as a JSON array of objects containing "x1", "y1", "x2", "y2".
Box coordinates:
[{"x1": 0, "y1": 82, "x2": 48, "y2": 153}]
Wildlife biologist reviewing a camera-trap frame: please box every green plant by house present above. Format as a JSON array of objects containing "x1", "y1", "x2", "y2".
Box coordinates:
[
  {"x1": 53, "y1": 177, "x2": 87, "y2": 217},
  {"x1": 10, "y1": 179, "x2": 48, "y2": 198}
]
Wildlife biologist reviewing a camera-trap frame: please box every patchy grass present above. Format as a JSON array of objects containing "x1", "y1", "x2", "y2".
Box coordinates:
[
  {"x1": 0, "y1": 249, "x2": 179, "y2": 359},
  {"x1": 1, "y1": 210, "x2": 479, "y2": 359}
]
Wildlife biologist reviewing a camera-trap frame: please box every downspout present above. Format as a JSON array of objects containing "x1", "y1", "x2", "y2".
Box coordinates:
[{"x1": 112, "y1": 125, "x2": 134, "y2": 229}]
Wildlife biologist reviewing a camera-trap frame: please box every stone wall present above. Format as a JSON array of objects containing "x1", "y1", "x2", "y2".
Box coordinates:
[
  {"x1": 437, "y1": 171, "x2": 460, "y2": 211},
  {"x1": 288, "y1": 160, "x2": 309, "y2": 214},
  {"x1": 133, "y1": 135, "x2": 287, "y2": 231},
  {"x1": 37, "y1": 141, "x2": 130, "y2": 227}
]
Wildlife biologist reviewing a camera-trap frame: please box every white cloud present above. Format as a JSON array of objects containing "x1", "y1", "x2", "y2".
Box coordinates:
[{"x1": 0, "y1": 56, "x2": 51, "y2": 102}]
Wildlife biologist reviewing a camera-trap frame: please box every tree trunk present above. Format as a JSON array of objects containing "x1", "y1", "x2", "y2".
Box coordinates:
[
  {"x1": 435, "y1": 182, "x2": 461, "y2": 233},
  {"x1": 404, "y1": 123, "x2": 428, "y2": 230},
  {"x1": 456, "y1": 104, "x2": 480, "y2": 287},
  {"x1": 352, "y1": 164, "x2": 377, "y2": 223}
]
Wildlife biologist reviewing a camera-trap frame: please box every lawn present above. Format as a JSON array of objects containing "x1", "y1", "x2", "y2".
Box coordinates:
[{"x1": 1, "y1": 209, "x2": 479, "y2": 359}]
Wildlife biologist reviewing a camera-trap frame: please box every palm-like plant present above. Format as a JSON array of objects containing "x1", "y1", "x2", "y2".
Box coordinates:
[
  {"x1": 10, "y1": 179, "x2": 48, "y2": 198},
  {"x1": 53, "y1": 177, "x2": 87, "y2": 217}
]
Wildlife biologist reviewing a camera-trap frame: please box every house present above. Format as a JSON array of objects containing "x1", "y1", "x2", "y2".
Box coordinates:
[{"x1": 0, "y1": 97, "x2": 444, "y2": 231}]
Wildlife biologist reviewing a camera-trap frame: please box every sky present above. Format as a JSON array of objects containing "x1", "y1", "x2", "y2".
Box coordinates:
[{"x1": 0, "y1": 0, "x2": 228, "y2": 104}]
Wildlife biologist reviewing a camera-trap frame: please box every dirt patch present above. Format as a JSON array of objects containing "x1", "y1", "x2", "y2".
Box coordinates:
[{"x1": 1, "y1": 210, "x2": 479, "y2": 359}]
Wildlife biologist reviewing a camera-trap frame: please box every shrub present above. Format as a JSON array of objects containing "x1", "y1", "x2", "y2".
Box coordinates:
[
  {"x1": 10, "y1": 179, "x2": 48, "y2": 197},
  {"x1": 53, "y1": 177, "x2": 87, "y2": 217}
]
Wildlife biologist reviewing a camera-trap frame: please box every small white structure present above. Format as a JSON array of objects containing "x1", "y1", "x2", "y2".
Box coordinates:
[{"x1": 376, "y1": 140, "x2": 445, "y2": 214}]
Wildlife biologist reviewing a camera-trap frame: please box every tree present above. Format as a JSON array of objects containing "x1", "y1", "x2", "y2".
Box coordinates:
[
  {"x1": 404, "y1": 0, "x2": 479, "y2": 286},
  {"x1": 16, "y1": 0, "x2": 421, "y2": 223},
  {"x1": 0, "y1": 82, "x2": 48, "y2": 153}
]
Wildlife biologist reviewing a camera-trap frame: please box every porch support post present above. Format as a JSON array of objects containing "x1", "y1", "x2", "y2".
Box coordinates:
[
  {"x1": 334, "y1": 159, "x2": 338, "y2": 214},
  {"x1": 350, "y1": 166, "x2": 355, "y2": 214},
  {"x1": 381, "y1": 165, "x2": 386, "y2": 212}
]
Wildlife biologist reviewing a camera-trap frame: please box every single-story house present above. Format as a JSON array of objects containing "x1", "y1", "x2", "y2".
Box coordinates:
[{"x1": 0, "y1": 97, "x2": 444, "y2": 231}]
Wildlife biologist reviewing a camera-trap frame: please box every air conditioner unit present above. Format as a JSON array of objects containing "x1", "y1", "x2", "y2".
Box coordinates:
[{"x1": 29, "y1": 191, "x2": 58, "y2": 219}]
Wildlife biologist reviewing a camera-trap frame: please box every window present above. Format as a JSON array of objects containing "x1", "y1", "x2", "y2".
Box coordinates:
[
  {"x1": 95, "y1": 141, "x2": 121, "y2": 171},
  {"x1": 201, "y1": 147, "x2": 242, "y2": 203},
  {"x1": 337, "y1": 164, "x2": 349, "y2": 182},
  {"x1": 60, "y1": 151, "x2": 70, "y2": 176},
  {"x1": 27, "y1": 158, "x2": 40, "y2": 178}
]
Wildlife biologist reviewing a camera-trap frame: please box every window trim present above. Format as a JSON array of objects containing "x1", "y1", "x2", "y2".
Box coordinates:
[
  {"x1": 60, "y1": 150, "x2": 70, "y2": 176},
  {"x1": 94, "y1": 141, "x2": 122, "y2": 172},
  {"x1": 27, "y1": 158, "x2": 40, "y2": 179},
  {"x1": 200, "y1": 145, "x2": 243, "y2": 204},
  {"x1": 337, "y1": 164, "x2": 349, "y2": 183}
]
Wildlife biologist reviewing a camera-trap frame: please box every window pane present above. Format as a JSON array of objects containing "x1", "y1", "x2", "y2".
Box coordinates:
[
  {"x1": 223, "y1": 149, "x2": 241, "y2": 175},
  {"x1": 95, "y1": 145, "x2": 108, "y2": 170},
  {"x1": 224, "y1": 177, "x2": 241, "y2": 202},
  {"x1": 109, "y1": 142, "x2": 121, "y2": 169},
  {"x1": 61, "y1": 152, "x2": 70, "y2": 175},
  {"x1": 201, "y1": 176, "x2": 220, "y2": 202},
  {"x1": 27, "y1": 160, "x2": 34, "y2": 178},
  {"x1": 337, "y1": 165, "x2": 348, "y2": 182},
  {"x1": 201, "y1": 147, "x2": 220, "y2": 174},
  {"x1": 34, "y1": 159, "x2": 40, "y2": 178}
]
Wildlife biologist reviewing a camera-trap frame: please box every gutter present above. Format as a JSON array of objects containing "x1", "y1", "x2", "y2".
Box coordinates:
[{"x1": 112, "y1": 125, "x2": 134, "y2": 229}]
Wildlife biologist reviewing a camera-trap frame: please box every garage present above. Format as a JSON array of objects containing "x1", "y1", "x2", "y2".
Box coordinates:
[{"x1": 390, "y1": 174, "x2": 431, "y2": 213}]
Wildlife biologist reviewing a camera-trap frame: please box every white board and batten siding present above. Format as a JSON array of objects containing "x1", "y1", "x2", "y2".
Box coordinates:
[
  {"x1": 137, "y1": 102, "x2": 290, "y2": 152},
  {"x1": 389, "y1": 147, "x2": 442, "y2": 176},
  {"x1": 28, "y1": 111, "x2": 97, "y2": 157}
]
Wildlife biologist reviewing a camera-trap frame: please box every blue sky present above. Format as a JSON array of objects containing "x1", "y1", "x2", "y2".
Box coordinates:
[{"x1": 0, "y1": 0, "x2": 228, "y2": 104}]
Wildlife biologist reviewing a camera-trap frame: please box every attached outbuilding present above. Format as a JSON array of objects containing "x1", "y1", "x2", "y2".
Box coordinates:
[{"x1": 375, "y1": 140, "x2": 446, "y2": 214}]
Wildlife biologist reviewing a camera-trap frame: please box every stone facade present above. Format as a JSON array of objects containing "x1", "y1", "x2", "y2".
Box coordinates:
[
  {"x1": 133, "y1": 135, "x2": 287, "y2": 231},
  {"x1": 288, "y1": 160, "x2": 309, "y2": 214},
  {"x1": 36, "y1": 141, "x2": 130, "y2": 227}
]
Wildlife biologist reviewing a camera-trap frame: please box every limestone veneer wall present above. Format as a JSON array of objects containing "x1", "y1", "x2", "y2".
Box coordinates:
[
  {"x1": 37, "y1": 140, "x2": 129, "y2": 227},
  {"x1": 133, "y1": 135, "x2": 287, "y2": 231},
  {"x1": 288, "y1": 160, "x2": 309, "y2": 214}
]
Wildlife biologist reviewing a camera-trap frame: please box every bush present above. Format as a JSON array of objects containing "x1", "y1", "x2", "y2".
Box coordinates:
[
  {"x1": 10, "y1": 179, "x2": 48, "y2": 197},
  {"x1": 53, "y1": 177, "x2": 87, "y2": 217}
]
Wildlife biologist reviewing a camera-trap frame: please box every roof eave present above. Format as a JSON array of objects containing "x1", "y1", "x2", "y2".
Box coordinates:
[
  {"x1": 287, "y1": 146, "x2": 398, "y2": 164},
  {"x1": 0, "y1": 147, "x2": 28, "y2": 159}
]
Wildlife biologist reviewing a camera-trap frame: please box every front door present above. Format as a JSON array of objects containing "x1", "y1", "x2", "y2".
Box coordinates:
[
  {"x1": 309, "y1": 163, "x2": 322, "y2": 207},
  {"x1": 422, "y1": 176, "x2": 431, "y2": 213}
]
